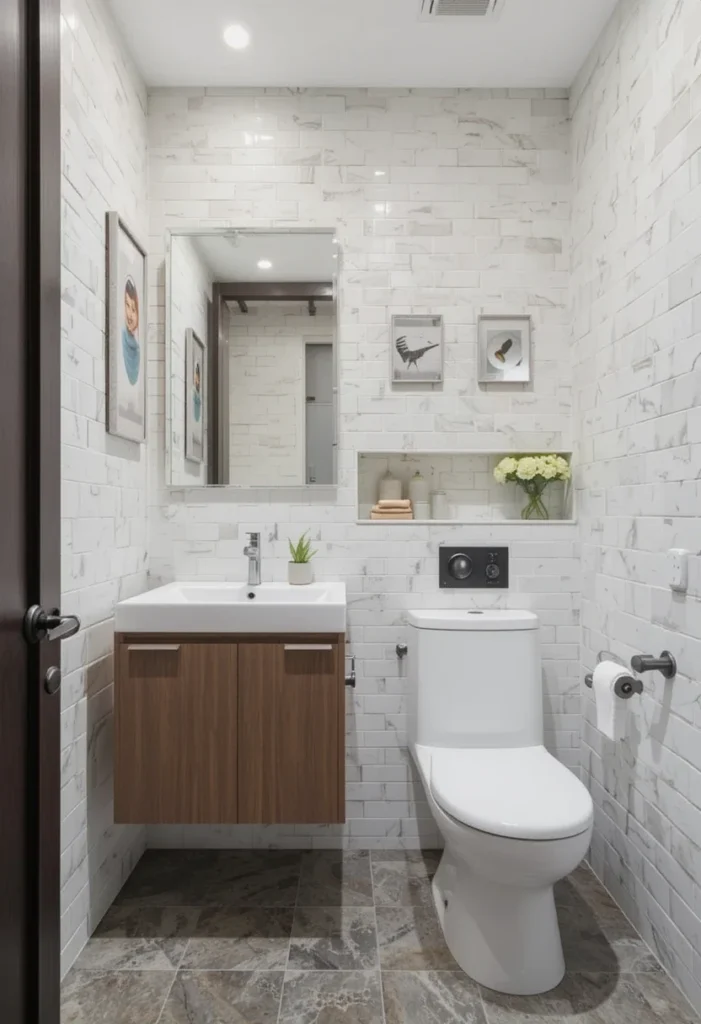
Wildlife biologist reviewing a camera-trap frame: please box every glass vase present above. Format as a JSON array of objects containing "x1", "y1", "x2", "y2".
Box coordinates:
[{"x1": 520, "y1": 481, "x2": 549, "y2": 520}]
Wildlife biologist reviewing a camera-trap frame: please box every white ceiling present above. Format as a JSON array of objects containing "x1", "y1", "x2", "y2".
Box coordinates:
[
  {"x1": 107, "y1": 0, "x2": 617, "y2": 89},
  {"x1": 189, "y1": 232, "x2": 337, "y2": 282}
]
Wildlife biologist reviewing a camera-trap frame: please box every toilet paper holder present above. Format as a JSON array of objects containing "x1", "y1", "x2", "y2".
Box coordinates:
[
  {"x1": 584, "y1": 672, "x2": 643, "y2": 699},
  {"x1": 584, "y1": 649, "x2": 676, "y2": 697}
]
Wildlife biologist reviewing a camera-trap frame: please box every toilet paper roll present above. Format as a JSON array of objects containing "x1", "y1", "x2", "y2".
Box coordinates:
[{"x1": 592, "y1": 661, "x2": 630, "y2": 741}]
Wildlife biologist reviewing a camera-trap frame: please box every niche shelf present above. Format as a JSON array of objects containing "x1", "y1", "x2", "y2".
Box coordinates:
[{"x1": 357, "y1": 451, "x2": 575, "y2": 525}]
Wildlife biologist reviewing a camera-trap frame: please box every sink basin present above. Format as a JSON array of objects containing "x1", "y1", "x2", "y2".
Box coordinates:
[{"x1": 115, "y1": 581, "x2": 346, "y2": 634}]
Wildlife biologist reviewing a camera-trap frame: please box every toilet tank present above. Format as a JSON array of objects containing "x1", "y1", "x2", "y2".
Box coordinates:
[{"x1": 408, "y1": 609, "x2": 542, "y2": 749}]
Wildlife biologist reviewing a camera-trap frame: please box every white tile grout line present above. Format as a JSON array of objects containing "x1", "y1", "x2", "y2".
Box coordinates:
[
  {"x1": 152, "y1": 913, "x2": 197, "y2": 1024},
  {"x1": 275, "y1": 852, "x2": 304, "y2": 1024},
  {"x1": 369, "y1": 850, "x2": 389, "y2": 1024}
]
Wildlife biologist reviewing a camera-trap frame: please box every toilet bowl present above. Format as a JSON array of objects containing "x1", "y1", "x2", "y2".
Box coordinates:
[
  {"x1": 414, "y1": 744, "x2": 592, "y2": 994},
  {"x1": 408, "y1": 609, "x2": 594, "y2": 995}
]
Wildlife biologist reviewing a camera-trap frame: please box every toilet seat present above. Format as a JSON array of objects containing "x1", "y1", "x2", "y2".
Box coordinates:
[{"x1": 428, "y1": 744, "x2": 593, "y2": 841}]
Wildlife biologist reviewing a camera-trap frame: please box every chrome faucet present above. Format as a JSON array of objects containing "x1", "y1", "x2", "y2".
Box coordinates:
[{"x1": 244, "y1": 532, "x2": 261, "y2": 586}]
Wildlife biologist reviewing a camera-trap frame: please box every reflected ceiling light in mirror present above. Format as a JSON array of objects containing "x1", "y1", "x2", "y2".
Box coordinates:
[
  {"x1": 257, "y1": 259, "x2": 273, "y2": 270},
  {"x1": 223, "y1": 23, "x2": 251, "y2": 49},
  {"x1": 374, "y1": 170, "x2": 386, "y2": 177}
]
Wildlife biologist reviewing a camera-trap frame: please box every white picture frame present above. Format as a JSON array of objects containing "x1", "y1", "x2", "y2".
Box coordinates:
[
  {"x1": 185, "y1": 328, "x2": 206, "y2": 463},
  {"x1": 106, "y1": 212, "x2": 148, "y2": 442},
  {"x1": 478, "y1": 315, "x2": 531, "y2": 383},
  {"x1": 391, "y1": 314, "x2": 443, "y2": 384}
]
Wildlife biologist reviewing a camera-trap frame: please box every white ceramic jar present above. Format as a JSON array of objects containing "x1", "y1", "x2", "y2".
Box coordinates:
[
  {"x1": 379, "y1": 469, "x2": 402, "y2": 501},
  {"x1": 408, "y1": 471, "x2": 429, "y2": 506},
  {"x1": 431, "y1": 491, "x2": 449, "y2": 519}
]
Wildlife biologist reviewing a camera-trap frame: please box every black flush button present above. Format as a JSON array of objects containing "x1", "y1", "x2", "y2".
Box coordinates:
[
  {"x1": 440, "y1": 546, "x2": 509, "y2": 589},
  {"x1": 448, "y1": 553, "x2": 473, "y2": 580}
]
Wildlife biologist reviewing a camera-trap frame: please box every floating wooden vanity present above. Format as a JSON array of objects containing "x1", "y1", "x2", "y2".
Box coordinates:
[{"x1": 114, "y1": 633, "x2": 346, "y2": 826}]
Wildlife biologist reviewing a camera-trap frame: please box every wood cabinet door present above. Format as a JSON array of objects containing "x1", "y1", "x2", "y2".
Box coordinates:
[
  {"x1": 238, "y1": 643, "x2": 343, "y2": 824},
  {"x1": 115, "y1": 643, "x2": 238, "y2": 823}
]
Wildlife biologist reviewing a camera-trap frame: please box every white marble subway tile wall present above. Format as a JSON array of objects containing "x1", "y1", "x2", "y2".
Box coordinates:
[
  {"x1": 572, "y1": 0, "x2": 701, "y2": 1012},
  {"x1": 146, "y1": 87, "x2": 579, "y2": 852},
  {"x1": 60, "y1": 0, "x2": 149, "y2": 976}
]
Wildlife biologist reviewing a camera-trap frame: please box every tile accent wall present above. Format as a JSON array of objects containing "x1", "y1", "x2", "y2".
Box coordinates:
[
  {"x1": 571, "y1": 0, "x2": 701, "y2": 1012},
  {"x1": 147, "y1": 87, "x2": 579, "y2": 851},
  {"x1": 60, "y1": 0, "x2": 149, "y2": 976}
]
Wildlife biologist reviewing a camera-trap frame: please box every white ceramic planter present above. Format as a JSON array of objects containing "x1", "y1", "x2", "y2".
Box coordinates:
[{"x1": 288, "y1": 561, "x2": 313, "y2": 585}]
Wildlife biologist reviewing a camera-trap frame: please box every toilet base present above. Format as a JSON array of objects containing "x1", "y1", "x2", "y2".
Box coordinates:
[{"x1": 433, "y1": 849, "x2": 566, "y2": 996}]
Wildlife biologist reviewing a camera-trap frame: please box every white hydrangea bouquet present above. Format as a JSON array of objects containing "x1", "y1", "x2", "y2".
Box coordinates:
[{"x1": 493, "y1": 454, "x2": 571, "y2": 520}]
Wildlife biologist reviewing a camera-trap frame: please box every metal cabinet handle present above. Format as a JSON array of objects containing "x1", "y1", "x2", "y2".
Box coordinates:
[
  {"x1": 284, "y1": 644, "x2": 333, "y2": 651},
  {"x1": 128, "y1": 644, "x2": 181, "y2": 651}
]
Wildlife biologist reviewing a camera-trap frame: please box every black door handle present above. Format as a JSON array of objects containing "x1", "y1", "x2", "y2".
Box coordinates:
[{"x1": 23, "y1": 605, "x2": 81, "y2": 644}]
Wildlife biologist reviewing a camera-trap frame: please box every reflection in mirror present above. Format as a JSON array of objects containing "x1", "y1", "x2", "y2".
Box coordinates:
[{"x1": 166, "y1": 229, "x2": 338, "y2": 487}]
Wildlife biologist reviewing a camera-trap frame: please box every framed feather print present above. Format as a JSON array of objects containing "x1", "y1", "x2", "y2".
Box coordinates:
[
  {"x1": 478, "y1": 315, "x2": 531, "y2": 383},
  {"x1": 391, "y1": 314, "x2": 443, "y2": 384}
]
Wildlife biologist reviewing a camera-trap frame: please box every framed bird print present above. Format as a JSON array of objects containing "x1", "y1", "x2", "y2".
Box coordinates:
[
  {"x1": 391, "y1": 314, "x2": 443, "y2": 384},
  {"x1": 478, "y1": 315, "x2": 531, "y2": 383}
]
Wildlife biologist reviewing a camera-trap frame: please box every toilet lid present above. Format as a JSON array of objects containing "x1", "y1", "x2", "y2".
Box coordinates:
[{"x1": 429, "y1": 745, "x2": 593, "y2": 841}]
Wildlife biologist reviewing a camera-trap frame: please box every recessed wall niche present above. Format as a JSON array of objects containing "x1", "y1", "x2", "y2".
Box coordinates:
[{"x1": 357, "y1": 452, "x2": 574, "y2": 524}]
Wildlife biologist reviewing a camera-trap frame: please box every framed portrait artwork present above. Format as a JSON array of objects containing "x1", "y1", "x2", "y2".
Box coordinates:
[
  {"x1": 478, "y1": 315, "x2": 531, "y2": 383},
  {"x1": 391, "y1": 314, "x2": 443, "y2": 384},
  {"x1": 185, "y1": 328, "x2": 205, "y2": 463},
  {"x1": 106, "y1": 212, "x2": 148, "y2": 442}
]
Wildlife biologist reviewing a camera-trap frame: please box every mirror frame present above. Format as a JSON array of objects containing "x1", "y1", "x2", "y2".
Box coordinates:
[{"x1": 164, "y1": 227, "x2": 340, "y2": 491}]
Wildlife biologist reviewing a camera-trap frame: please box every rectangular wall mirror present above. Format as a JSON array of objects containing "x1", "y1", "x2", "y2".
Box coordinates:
[{"x1": 166, "y1": 228, "x2": 339, "y2": 487}]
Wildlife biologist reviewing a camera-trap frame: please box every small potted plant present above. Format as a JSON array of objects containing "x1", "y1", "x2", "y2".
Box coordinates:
[
  {"x1": 493, "y1": 454, "x2": 571, "y2": 520},
  {"x1": 288, "y1": 531, "x2": 317, "y2": 585}
]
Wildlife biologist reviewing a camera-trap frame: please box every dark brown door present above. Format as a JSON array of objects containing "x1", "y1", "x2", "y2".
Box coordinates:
[
  {"x1": 238, "y1": 643, "x2": 344, "y2": 824},
  {"x1": 0, "y1": 0, "x2": 61, "y2": 1021},
  {"x1": 114, "y1": 642, "x2": 238, "y2": 824}
]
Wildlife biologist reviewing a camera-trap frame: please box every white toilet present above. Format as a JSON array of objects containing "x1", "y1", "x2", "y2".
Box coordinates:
[{"x1": 408, "y1": 609, "x2": 593, "y2": 996}]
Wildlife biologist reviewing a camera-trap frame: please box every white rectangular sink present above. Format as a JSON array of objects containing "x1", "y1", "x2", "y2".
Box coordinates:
[{"x1": 115, "y1": 581, "x2": 346, "y2": 634}]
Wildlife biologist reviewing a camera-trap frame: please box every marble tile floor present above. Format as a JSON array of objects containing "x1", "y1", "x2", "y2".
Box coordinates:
[{"x1": 61, "y1": 849, "x2": 699, "y2": 1024}]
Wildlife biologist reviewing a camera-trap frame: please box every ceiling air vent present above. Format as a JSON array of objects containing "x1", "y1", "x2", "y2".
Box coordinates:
[{"x1": 419, "y1": 0, "x2": 504, "y2": 19}]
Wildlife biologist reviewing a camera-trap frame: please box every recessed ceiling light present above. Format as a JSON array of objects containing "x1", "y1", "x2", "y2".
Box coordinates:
[
  {"x1": 374, "y1": 170, "x2": 386, "y2": 177},
  {"x1": 223, "y1": 23, "x2": 250, "y2": 50},
  {"x1": 257, "y1": 259, "x2": 272, "y2": 270}
]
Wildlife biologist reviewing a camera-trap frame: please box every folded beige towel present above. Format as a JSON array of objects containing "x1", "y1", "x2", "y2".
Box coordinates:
[
  {"x1": 376, "y1": 499, "x2": 411, "y2": 509},
  {"x1": 371, "y1": 511, "x2": 413, "y2": 520}
]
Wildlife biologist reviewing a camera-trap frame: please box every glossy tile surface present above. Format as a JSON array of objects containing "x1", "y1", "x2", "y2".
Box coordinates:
[
  {"x1": 180, "y1": 908, "x2": 293, "y2": 971},
  {"x1": 62, "y1": 850, "x2": 699, "y2": 1024},
  {"x1": 297, "y1": 850, "x2": 374, "y2": 907},
  {"x1": 162, "y1": 971, "x2": 283, "y2": 1024},
  {"x1": 289, "y1": 906, "x2": 379, "y2": 970},
  {"x1": 278, "y1": 971, "x2": 384, "y2": 1024}
]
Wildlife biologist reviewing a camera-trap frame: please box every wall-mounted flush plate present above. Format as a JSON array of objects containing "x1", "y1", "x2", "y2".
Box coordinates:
[{"x1": 439, "y1": 546, "x2": 509, "y2": 589}]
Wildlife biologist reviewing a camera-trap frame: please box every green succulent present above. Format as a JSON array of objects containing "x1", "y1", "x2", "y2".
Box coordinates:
[{"x1": 288, "y1": 531, "x2": 317, "y2": 564}]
